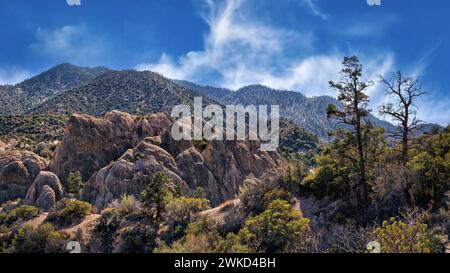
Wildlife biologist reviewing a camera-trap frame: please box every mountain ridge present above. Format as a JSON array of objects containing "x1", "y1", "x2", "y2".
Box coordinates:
[
  {"x1": 174, "y1": 80, "x2": 396, "y2": 139},
  {"x1": 0, "y1": 63, "x2": 110, "y2": 115}
]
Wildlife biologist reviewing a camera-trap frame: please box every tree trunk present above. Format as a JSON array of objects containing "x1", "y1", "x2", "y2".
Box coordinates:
[
  {"x1": 354, "y1": 91, "x2": 369, "y2": 220},
  {"x1": 401, "y1": 111, "x2": 409, "y2": 164}
]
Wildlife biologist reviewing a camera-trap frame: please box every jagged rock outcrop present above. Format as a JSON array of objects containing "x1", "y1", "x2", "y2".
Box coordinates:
[
  {"x1": 82, "y1": 138, "x2": 187, "y2": 209},
  {"x1": 49, "y1": 110, "x2": 136, "y2": 184},
  {"x1": 24, "y1": 171, "x2": 64, "y2": 210},
  {"x1": 53, "y1": 110, "x2": 285, "y2": 208},
  {"x1": 0, "y1": 151, "x2": 48, "y2": 203},
  {"x1": 132, "y1": 113, "x2": 172, "y2": 146}
]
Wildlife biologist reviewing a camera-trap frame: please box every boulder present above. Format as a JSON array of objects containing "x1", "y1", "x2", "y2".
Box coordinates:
[
  {"x1": 51, "y1": 111, "x2": 286, "y2": 208},
  {"x1": 177, "y1": 139, "x2": 285, "y2": 205},
  {"x1": 35, "y1": 185, "x2": 56, "y2": 211},
  {"x1": 132, "y1": 113, "x2": 173, "y2": 146},
  {"x1": 24, "y1": 171, "x2": 64, "y2": 210},
  {"x1": 0, "y1": 151, "x2": 48, "y2": 203},
  {"x1": 82, "y1": 138, "x2": 187, "y2": 209},
  {"x1": 49, "y1": 110, "x2": 136, "y2": 185}
]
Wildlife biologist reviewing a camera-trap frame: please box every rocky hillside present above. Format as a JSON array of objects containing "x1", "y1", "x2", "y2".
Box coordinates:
[
  {"x1": 0, "y1": 64, "x2": 110, "y2": 115},
  {"x1": 30, "y1": 70, "x2": 218, "y2": 117},
  {"x1": 0, "y1": 115, "x2": 67, "y2": 152},
  {"x1": 0, "y1": 109, "x2": 285, "y2": 216},
  {"x1": 175, "y1": 81, "x2": 395, "y2": 139}
]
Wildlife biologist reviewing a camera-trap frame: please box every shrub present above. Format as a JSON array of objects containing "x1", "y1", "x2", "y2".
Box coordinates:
[
  {"x1": 111, "y1": 195, "x2": 143, "y2": 219},
  {"x1": 155, "y1": 217, "x2": 249, "y2": 253},
  {"x1": 238, "y1": 200, "x2": 317, "y2": 253},
  {"x1": 161, "y1": 197, "x2": 210, "y2": 242},
  {"x1": 12, "y1": 223, "x2": 66, "y2": 253},
  {"x1": 373, "y1": 212, "x2": 441, "y2": 253},
  {"x1": 48, "y1": 200, "x2": 93, "y2": 226},
  {"x1": 117, "y1": 224, "x2": 157, "y2": 253},
  {"x1": 238, "y1": 180, "x2": 278, "y2": 216},
  {"x1": 263, "y1": 188, "x2": 295, "y2": 209},
  {"x1": 0, "y1": 205, "x2": 39, "y2": 226}
]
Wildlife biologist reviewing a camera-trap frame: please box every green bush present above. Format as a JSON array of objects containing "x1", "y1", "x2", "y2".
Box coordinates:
[
  {"x1": 67, "y1": 171, "x2": 84, "y2": 198},
  {"x1": 0, "y1": 205, "x2": 39, "y2": 226},
  {"x1": 238, "y1": 200, "x2": 316, "y2": 253},
  {"x1": 48, "y1": 200, "x2": 93, "y2": 226},
  {"x1": 373, "y1": 216, "x2": 441, "y2": 253},
  {"x1": 115, "y1": 195, "x2": 143, "y2": 218},
  {"x1": 155, "y1": 217, "x2": 249, "y2": 253},
  {"x1": 161, "y1": 197, "x2": 210, "y2": 242},
  {"x1": 117, "y1": 224, "x2": 157, "y2": 253},
  {"x1": 12, "y1": 223, "x2": 66, "y2": 253}
]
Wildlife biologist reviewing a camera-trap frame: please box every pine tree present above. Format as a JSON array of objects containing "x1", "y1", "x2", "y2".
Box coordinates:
[
  {"x1": 327, "y1": 56, "x2": 372, "y2": 213},
  {"x1": 140, "y1": 172, "x2": 171, "y2": 219}
]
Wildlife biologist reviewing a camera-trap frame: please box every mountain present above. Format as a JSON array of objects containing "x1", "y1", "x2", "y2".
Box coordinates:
[
  {"x1": 18, "y1": 63, "x2": 110, "y2": 99},
  {"x1": 175, "y1": 81, "x2": 395, "y2": 139},
  {"x1": 0, "y1": 63, "x2": 110, "y2": 115},
  {"x1": 173, "y1": 80, "x2": 231, "y2": 102},
  {"x1": 30, "y1": 70, "x2": 218, "y2": 117}
]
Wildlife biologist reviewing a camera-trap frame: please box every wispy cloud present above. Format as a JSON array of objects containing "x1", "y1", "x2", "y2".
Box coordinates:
[
  {"x1": 0, "y1": 66, "x2": 31, "y2": 85},
  {"x1": 136, "y1": 0, "x2": 392, "y2": 96},
  {"x1": 137, "y1": 0, "x2": 314, "y2": 90},
  {"x1": 66, "y1": 0, "x2": 81, "y2": 6},
  {"x1": 29, "y1": 25, "x2": 108, "y2": 65},
  {"x1": 302, "y1": 0, "x2": 328, "y2": 20}
]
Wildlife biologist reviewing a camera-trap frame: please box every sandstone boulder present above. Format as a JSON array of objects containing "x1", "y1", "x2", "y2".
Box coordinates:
[
  {"x1": 24, "y1": 171, "x2": 64, "y2": 210},
  {"x1": 52, "y1": 111, "x2": 285, "y2": 209},
  {"x1": 177, "y1": 139, "x2": 285, "y2": 205},
  {"x1": 0, "y1": 151, "x2": 48, "y2": 203},
  {"x1": 82, "y1": 138, "x2": 187, "y2": 209},
  {"x1": 50, "y1": 110, "x2": 136, "y2": 184},
  {"x1": 35, "y1": 185, "x2": 56, "y2": 211},
  {"x1": 132, "y1": 113, "x2": 173, "y2": 146}
]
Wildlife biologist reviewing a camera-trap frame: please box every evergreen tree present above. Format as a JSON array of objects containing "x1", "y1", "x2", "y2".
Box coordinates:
[
  {"x1": 67, "y1": 171, "x2": 83, "y2": 198},
  {"x1": 140, "y1": 172, "x2": 171, "y2": 219},
  {"x1": 327, "y1": 56, "x2": 372, "y2": 213}
]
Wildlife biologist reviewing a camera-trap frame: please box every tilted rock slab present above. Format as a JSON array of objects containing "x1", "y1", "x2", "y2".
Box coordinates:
[
  {"x1": 24, "y1": 171, "x2": 64, "y2": 210},
  {"x1": 49, "y1": 110, "x2": 136, "y2": 185},
  {"x1": 0, "y1": 151, "x2": 48, "y2": 203}
]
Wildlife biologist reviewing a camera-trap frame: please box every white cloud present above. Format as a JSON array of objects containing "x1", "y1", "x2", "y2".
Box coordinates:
[
  {"x1": 133, "y1": 0, "x2": 449, "y2": 125},
  {"x1": 66, "y1": 0, "x2": 81, "y2": 6},
  {"x1": 302, "y1": 0, "x2": 328, "y2": 20},
  {"x1": 29, "y1": 25, "x2": 107, "y2": 65},
  {"x1": 416, "y1": 98, "x2": 450, "y2": 126},
  {"x1": 0, "y1": 66, "x2": 31, "y2": 85},
  {"x1": 136, "y1": 0, "x2": 392, "y2": 95}
]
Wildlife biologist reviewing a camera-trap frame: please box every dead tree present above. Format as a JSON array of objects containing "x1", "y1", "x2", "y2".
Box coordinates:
[{"x1": 379, "y1": 71, "x2": 427, "y2": 164}]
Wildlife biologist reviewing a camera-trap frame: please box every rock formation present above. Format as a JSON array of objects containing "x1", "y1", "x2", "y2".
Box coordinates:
[
  {"x1": 82, "y1": 137, "x2": 187, "y2": 209},
  {"x1": 49, "y1": 110, "x2": 136, "y2": 184},
  {"x1": 0, "y1": 151, "x2": 48, "y2": 203},
  {"x1": 76, "y1": 111, "x2": 285, "y2": 208},
  {"x1": 24, "y1": 171, "x2": 64, "y2": 210}
]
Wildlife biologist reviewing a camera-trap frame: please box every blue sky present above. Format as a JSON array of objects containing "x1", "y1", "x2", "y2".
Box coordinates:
[{"x1": 0, "y1": 0, "x2": 448, "y2": 124}]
